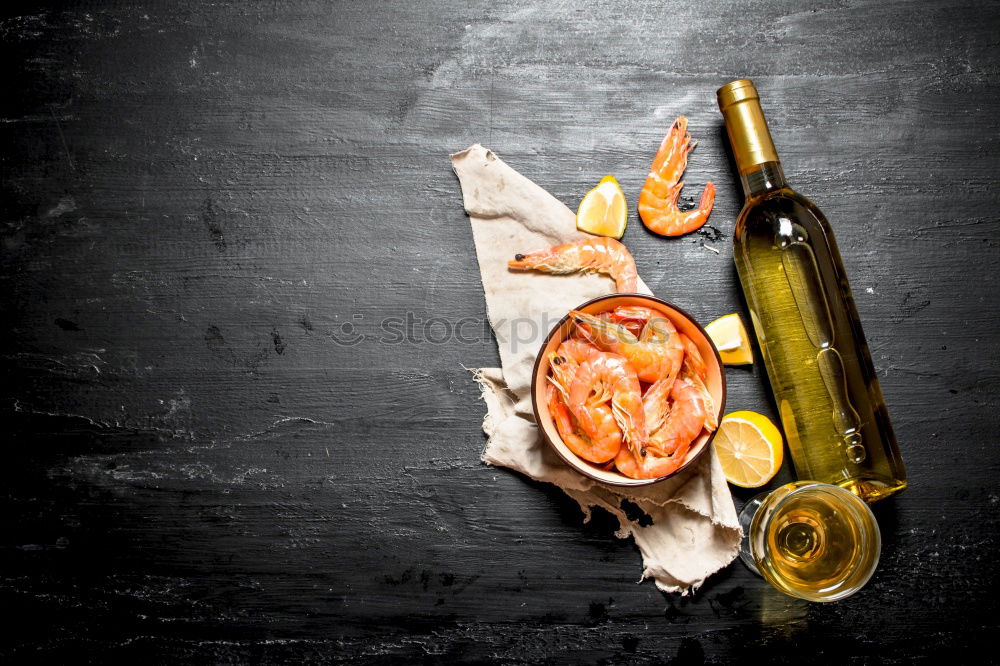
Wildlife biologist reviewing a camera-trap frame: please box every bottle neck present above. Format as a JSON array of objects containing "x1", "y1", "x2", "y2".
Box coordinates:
[
  {"x1": 741, "y1": 161, "x2": 788, "y2": 198},
  {"x1": 717, "y1": 80, "x2": 786, "y2": 199}
]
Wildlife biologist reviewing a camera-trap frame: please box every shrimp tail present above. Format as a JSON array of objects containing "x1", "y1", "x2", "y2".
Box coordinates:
[
  {"x1": 687, "y1": 370, "x2": 718, "y2": 432},
  {"x1": 610, "y1": 397, "x2": 646, "y2": 459},
  {"x1": 698, "y1": 181, "x2": 717, "y2": 214},
  {"x1": 642, "y1": 377, "x2": 674, "y2": 435}
]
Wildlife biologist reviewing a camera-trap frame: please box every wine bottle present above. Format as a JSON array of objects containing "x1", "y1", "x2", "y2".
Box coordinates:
[{"x1": 717, "y1": 80, "x2": 906, "y2": 503}]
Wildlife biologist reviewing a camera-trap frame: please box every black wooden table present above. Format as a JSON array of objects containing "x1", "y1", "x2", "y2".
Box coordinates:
[{"x1": 4, "y1": 1, "x2": 998, "y2": 662}]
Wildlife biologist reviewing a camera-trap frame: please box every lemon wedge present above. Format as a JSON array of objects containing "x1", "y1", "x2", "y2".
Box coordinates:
[
  {"x1": 577, "y1": 175, "x2": 627, "y2": 239},
  {"x1": 714, "y1": 411, "x2": 784, "y2": 488},
  {"x1": 705, "y1": 313, "x2": 753, "y2": 365}
]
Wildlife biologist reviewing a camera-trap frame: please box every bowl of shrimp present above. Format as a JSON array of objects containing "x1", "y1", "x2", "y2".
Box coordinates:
[{"x1": 531, "y1": 293, "x2": 726, "y2": 486}]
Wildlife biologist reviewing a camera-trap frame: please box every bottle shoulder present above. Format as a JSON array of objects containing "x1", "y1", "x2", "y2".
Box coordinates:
[
  {"x1": 734, "y1": 188, "x2": 831, "y2": 241},
  {"x1": 738, "y1": 188, "x2": 823, "y2": 218}
]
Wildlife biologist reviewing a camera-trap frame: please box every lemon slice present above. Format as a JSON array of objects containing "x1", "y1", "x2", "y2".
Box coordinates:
[
  {"x1": 714, "y1": 411, "x2": 784, "y2": 488},
  {"x1": 577, "y1": 175, "x2": 627, "y2": 239},
  {"x1": 705, "y1": 313, "x2": 753, "y2": 365}
]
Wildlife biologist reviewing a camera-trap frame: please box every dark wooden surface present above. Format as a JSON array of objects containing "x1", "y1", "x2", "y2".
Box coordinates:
[{"x1": 3, "y1": 0, "x2": 999, "y2": 662}]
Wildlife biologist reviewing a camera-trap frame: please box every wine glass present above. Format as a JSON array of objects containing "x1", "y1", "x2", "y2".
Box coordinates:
[{"x1": 739, "y1": 481, "x2": 881, "y2": 602}]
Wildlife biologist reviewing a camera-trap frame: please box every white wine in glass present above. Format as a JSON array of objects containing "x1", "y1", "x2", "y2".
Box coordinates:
[{"x1": 739, "y1": 482, "x2": 880, "y2": 602}]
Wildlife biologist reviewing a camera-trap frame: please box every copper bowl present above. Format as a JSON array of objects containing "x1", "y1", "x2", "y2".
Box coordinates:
[{"x1": 531, "y1": 294, "x2": 726, "y2": 487}]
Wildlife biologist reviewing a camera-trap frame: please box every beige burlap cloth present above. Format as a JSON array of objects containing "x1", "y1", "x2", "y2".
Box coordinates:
[{"x1": 452, "y1": 144, "x2": 741, "y2": 594}]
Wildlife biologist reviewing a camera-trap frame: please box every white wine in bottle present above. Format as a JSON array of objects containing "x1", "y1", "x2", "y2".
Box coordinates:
[{"x1": 718, "y1": 80, "x2": 906, "y2": 503}]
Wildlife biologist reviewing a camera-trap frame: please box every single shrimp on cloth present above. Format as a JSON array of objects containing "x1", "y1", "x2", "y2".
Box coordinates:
[{"x1": 451, "y1": 144, "x2": 740, "y2": 594}]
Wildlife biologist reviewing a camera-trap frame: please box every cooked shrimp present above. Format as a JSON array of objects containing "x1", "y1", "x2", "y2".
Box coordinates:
[
  {"x1": 608, "y1": 305, "x2": 678, "y2": 356},
  {"x1": 545, "y1": 383, "x2": 621, "y2": 463},
  {"x1": 508, "y1": 237, "x2": 638, "y2": 292},
  {"x1": 642, "y1": 375, "x2": 674, "y2": 436},
  {"x1": 678, "y1": 333, "x2": 708, "y2": 381},
  {"x1": 570, "y1": 310, "x2": 684, "y2": 384},
  {"x1": 546, "y1": 383, "x2": 590, "y2": 457},
  {"x1": 613, "y1": 445, "x2": 685, "y2": 480},
  {"x1": 646, "y1": 371, "x2": 714, "y2": 458},
  {"x1": 641, "y1": 336, "x2": 709, "y2": 440},
  {"x1": 687, "y1": 367, "x2": 718, "y2": 433},
  {"x1": 678, "y1": 344, "x2": 717, "y2": 432},
  {"x1": 547, "y1": 342, "x2": 624, "y2": 463},
  {"x1": 605, "y1": 306, "x2": 677, "y2": 348},
  {"x1": 638, "y1": 116, "x2": 716, "y2": 237},
  {"x1": 609, "y1": 305, "x2": 658, "y2": 323},
  {"x1": 567, "y1": 352, "x2": 648, "y2": 457},
  {"x1": 620, "y1": 366, "x2": 719, "y2": 477},
  {"x1": 603, "y1": 309, "x2": 642, "y2": 338},
  {"x1": 553, "y1": 338, "x2": 601, "y2": 368}
]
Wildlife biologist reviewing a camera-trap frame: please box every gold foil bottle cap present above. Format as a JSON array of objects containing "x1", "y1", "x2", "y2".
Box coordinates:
[
  {"x1": 717, "y1": 79, "x2": 759, "y2": 109},
  {"x1": 717, "y1": 79, "x2": 779, "y2": 173}
]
